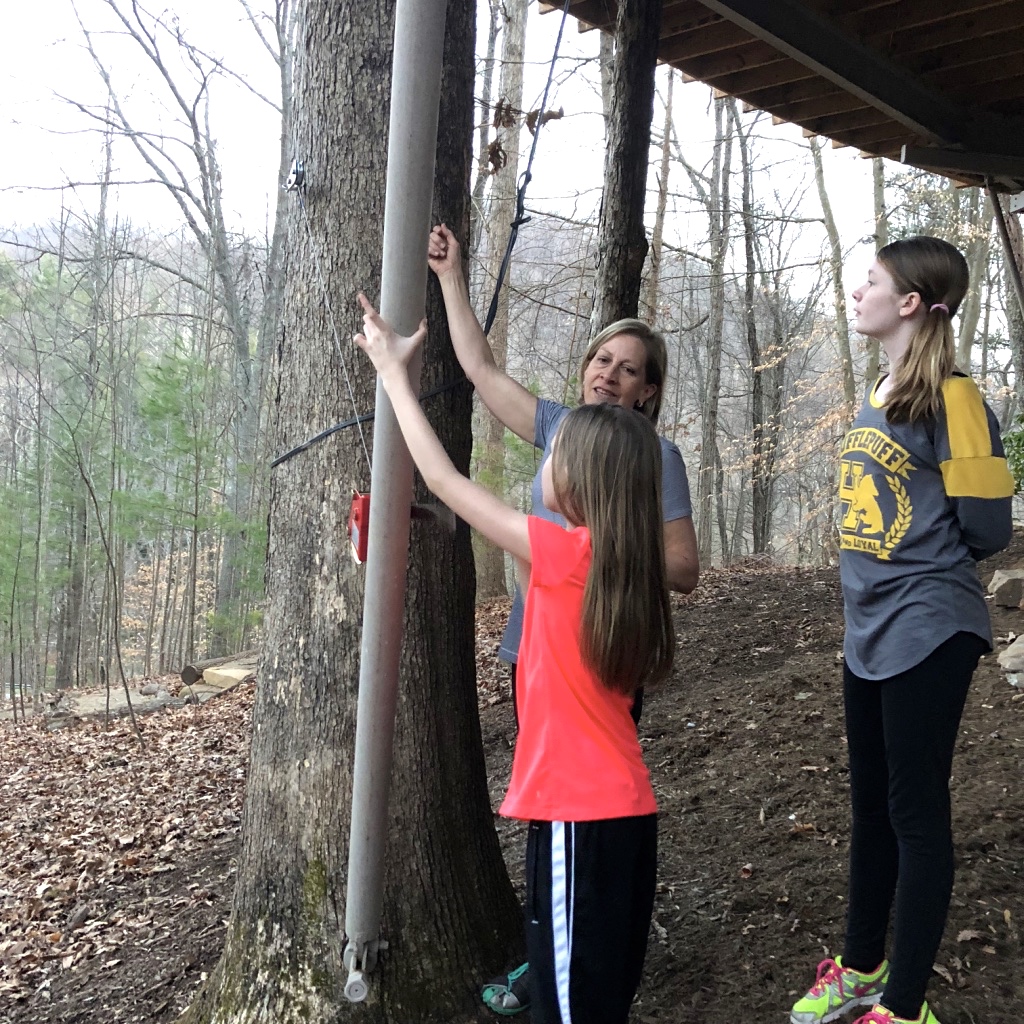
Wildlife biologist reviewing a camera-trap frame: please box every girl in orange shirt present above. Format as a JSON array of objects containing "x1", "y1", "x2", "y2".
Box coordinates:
[{"x1": 355, "y1": 293, "x2": 674, "y2": 1024}]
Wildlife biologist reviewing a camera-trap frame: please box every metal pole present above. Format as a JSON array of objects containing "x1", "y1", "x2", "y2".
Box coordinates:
[
  {"x1": 343, "y1": 0, "x2": 447, "y2": 1003},
  {"x1": 988, "y1": 179, "x2": 1024, "y2": 327}
]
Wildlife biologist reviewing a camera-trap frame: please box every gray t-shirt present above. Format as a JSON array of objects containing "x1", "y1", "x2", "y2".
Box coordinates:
[
  {"x1": 839, "y1": 375, "x2": 1014, "y2": 679},
  {"x1": 498, "y1": 398, "x2": 694, "y2": 663}
]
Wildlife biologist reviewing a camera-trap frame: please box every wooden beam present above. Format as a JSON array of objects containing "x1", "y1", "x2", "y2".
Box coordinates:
[
  {"x1": 862, "y1": 1, "x2": 1024, "y2": 56},
  {"x1": 738, "y1": 74, "x2": 840, "y2": 111},
  {"x1": 796, "y1": 107, "x2": 894, "y2": 137},
  {"x1": 672, "y1": 53, "x2": 817, "y2": 96},
  {"x1": 551, "y1": 0, "x2": 615, "y2": 31},
  {"x1": 850, "y1": 0, "x2": 1010, "y2": 36},
  {"x1": 923, "y1": 54, "x2": 1024, "y2": 92},
  {"x1": 662, "y1": 37, "x2": 782, "y2": 78},
  {"x1": 659, "y1": 0, "x2": 724, "y2": 40},
  {"x1": 696, "y1": 0, "x2": 1021, "y2": 153},
  {"x1": 831, "y1": 123, "x2": 917, "y2": 150},
  {"x1": 895, "y1": 16, "x2": 1024, "y2": 74},
  {"x1": 901, "y1": 145, "x2": 1024, "y2": 182},
  {"x1": 955, "y1": 73, "x2": 1024, "y2": 107},
  {"x1": 658, "y1": 19, "x2": 753, "y2": 60},
  {"x1": 769, "y1": 90, "x2": 868, "y2": 123}
]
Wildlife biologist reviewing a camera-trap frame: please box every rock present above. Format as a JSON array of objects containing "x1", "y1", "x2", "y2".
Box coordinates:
[
  {"x1": 997, "y1": 635, "x2": 1024, "y2": 672},
  {"x1": 201, "y1": 665, "x2": 256, "y2": 689},
  {"x1": 987, "y1": 569, "x2": 1024, "y2": 606}
]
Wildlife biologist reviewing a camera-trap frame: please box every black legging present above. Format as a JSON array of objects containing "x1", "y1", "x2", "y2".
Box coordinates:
[
  {"x1": 842, "y1": 631, "x2": 986, "y2": 1019},
  {"x1": 509, "y1": 663, "x2": 643, "y2": 732}
]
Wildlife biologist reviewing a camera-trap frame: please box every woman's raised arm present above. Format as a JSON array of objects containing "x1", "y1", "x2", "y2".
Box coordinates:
[{"x1": 428, "y1": 224, "x2": 538, "y2": 443}]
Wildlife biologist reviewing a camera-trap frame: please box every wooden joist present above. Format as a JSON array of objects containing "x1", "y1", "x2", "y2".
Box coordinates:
[{"x1": 542, "y1": 0, "x2": 1024, "y2": 191}]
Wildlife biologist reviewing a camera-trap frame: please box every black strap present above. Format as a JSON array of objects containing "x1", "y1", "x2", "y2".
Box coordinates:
[{"x1": 483, "y1": 0, "x2": 571, "y2": 335}]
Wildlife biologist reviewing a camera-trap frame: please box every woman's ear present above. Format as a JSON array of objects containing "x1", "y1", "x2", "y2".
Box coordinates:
[{"x1": 899, "y1": 291, "x2": 924, "y2": 319}]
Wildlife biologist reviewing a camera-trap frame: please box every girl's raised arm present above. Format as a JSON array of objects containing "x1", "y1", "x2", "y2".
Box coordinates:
[{"x1": 354, "y1": 293, "x2": 531, "y2": 565}]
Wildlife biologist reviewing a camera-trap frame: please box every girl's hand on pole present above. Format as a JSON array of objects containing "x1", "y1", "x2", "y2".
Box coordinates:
[
  {"x1": 427, "y1": 223, "x2": 461, "y2": 279},
  {"x1": 353, "y1": 292, "x2": 426, "y2": 381}
]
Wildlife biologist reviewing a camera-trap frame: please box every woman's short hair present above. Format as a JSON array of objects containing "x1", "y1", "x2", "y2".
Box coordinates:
[{"x1": 579, "y1": 318, "x2": 668, "y2": 425}]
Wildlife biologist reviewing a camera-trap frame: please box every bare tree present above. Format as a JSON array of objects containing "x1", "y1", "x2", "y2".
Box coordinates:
[
  {"x1": 589, "y1": 0, "x2": 663, "y2": 334},
  {"x1": 473, "y1": 0, "x2": 529, "y2": 601},
  {"x1": 66, "y1": 0, "x2": 293, "y2": 656},
  {"x1": 810, "y1": 135, "x2": 856, "y2": 422},
  {"x1": 179, "y1": 2, "x2": 521, "y2": 1020}
]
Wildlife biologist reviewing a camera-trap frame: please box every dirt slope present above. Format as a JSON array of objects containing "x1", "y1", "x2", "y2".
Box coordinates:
[{"x1": 3, "y1": 541, "x2": 1023, "y2": 1024}]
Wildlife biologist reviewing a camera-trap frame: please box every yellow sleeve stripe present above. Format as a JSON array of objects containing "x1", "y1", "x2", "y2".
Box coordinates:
[
  {"x1": 940, "y1": 456, "x2": 1016, "y2": 498},
  {"x1": 942, "y1": 377, "x2": 993, "y2": 460},
  {"x1": 940, "y1": 377, "x2": 1014, "y2": 497}
]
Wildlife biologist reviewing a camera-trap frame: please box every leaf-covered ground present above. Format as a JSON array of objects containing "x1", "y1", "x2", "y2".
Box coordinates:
[{"x1": 3, "y1": 540, "x2": 1024, "y2": 1023}]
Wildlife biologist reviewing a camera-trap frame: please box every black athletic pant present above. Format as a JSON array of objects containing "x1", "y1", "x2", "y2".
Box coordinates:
[
  {"x1": 525, "y1": 815, "x2": 657, "y2": 1024},
  {"x1": 842, "y1": 631, "x2": 986, "y2": 1020},
  {"x1": 509, "y1": 663, "x2": 644, "y2": 731}
]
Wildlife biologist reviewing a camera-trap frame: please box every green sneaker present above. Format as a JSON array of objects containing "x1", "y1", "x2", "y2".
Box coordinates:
[
  {"x1": 790, "y1": 956, "x2": 889, "y2": 1024},
  {"x1": 481, "y1": 961, "x2": 530, "y2": 1016},
  {"x1": 852, "y1": 1003, "x2": 941, "y2": 1024}
]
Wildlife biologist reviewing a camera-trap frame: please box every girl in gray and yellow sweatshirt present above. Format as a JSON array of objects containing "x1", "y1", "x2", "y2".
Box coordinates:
[{"x1": 791, "y1": 236, "x2": 1013, "y2": 1024}]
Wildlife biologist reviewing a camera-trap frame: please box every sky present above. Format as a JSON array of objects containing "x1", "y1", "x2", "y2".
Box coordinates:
[{"x1": 0, "y1": 0, "x2": 878, "y2": 278}]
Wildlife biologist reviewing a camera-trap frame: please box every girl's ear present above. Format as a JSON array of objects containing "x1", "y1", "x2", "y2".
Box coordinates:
[{"x1": 899, "y1": 291, "x2": 924, "y2": 319}]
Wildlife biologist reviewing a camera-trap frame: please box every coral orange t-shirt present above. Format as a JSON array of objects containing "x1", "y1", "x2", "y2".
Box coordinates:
[{"x1": 499, "y1": 517, "x2": 658, "y2": 822}]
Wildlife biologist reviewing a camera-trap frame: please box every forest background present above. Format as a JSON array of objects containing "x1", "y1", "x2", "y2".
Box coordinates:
[{"x1": 1, "y1": 0, "x2": 1022, "y2": 705}]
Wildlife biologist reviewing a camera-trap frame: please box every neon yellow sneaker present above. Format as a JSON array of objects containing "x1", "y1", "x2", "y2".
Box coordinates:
[
  {"x1": 852, "y1": 1004, "x2": 940, "y2": 1024},
  {"x1": 790, "y1": 957, "x2": 889, "y2": 1023}
]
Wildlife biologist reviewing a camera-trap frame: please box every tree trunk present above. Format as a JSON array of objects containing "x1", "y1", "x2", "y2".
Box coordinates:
[
  {"x1": 810, "y1": 136, "x2": 856, "y2": 421},
  {"x1": 956, "y1": 190, "x2": 993, "y2": 370},
  {"x1": 695, "y1": 97, "x2": 732, "y2": 563},
  {"x1": 641, "y1": 68, "x2": 673, "y2": 321},
  {"x1": 589, "y1": 0, "x2": 663, "y2": 335},
  {"x1": 474, "y1": 0, "x2": 529, "y2": 602},
  {"x1": 469, "y1": 0, "x2": 500, "y2": 255},
  {"x1": 867, "y1": 157, "x2": 886, "y2": 383},
  {"x1": 178, "y1": 3, "x2": 521, "y2": 1021},
  {"x1": 735, "y1": 103, "x2": 771, "y2": 555}
]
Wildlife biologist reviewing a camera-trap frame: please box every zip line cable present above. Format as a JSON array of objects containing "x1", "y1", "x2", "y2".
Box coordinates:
[{"x1": 271, "y1": 0, "x2": 572, "y2": 470}]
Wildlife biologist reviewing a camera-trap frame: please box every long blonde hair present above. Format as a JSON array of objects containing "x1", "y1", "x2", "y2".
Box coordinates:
[
  {"x1": 579, "y1": 319, "x2": 668, "y2": 425},
  {"x1": 878, "y1": 236, "x2": 969, "y2": 424},
  {"x1": 551, "y1": 404, "x2": 674, "y2": 695}
]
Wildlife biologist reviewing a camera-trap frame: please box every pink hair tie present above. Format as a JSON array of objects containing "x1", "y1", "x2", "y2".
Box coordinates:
[{"x1": 930, "y1": 303, "x2": 949, "y2": 314}]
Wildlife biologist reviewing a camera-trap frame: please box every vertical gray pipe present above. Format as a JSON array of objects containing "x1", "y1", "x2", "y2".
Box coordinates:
[{"x1": 343, "y1": 0, "x2": 448, "y2": 994}]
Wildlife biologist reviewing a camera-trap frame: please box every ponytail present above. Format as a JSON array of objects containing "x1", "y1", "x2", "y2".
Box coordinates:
[
  {"x1": 876, "y1": 237, "x2": 968, "y2": 425},
  {"x1": 884, "y1": 305, "x2": 955, "y2": 423}
]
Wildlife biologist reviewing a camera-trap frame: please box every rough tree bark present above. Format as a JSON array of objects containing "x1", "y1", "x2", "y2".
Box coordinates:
[
  {"x1": 589, "y1": 0, "x2": 663, "y2": 335},
  {"x1": 177, "y1": 2, "x2": 521, "y2": 1021}
]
